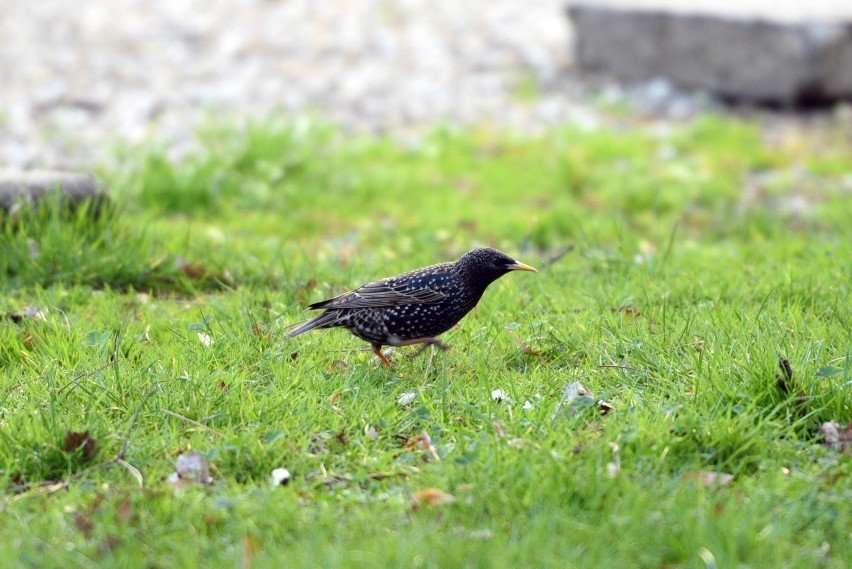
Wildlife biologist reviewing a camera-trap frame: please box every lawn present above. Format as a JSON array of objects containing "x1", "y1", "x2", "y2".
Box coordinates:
[{"x1": 1, "y1": 114, "x2": 850, "y2": 568}]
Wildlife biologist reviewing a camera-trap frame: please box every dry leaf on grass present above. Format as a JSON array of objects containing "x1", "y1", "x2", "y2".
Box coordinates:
[
  {"x1": 242, "y1": 534, "x2": 260, "y2": 569},
  {"x1": 683, "y1": 471, "x2": 734, "y2": 487},
  {"x1": 410, "y1": 488, "x2": 456, "y2": 510},
  {"x1": 507, "y1": 329, "x2": 541, "y2": 356},
  {"x1": 74, "y1": 513, "x2": 94, "y2": 537},
  {"x1": 615, "y1": 305, "x2": 642, "y2": 318},
  {"x1": 63, "y1": 431, "x2": 97, "y2": 462},
  {"x1": 556, "y1": 382, "x2": 614, "y2": 416},
  {"x1": 167, "y1": 451, "x2": 213, "y2": 487},
  {"x1": 819, "y1": 421, "x2": 852, "y2": 454},
  {"x1": 492, "y1": 421, "x2": 506, "y2": 437},
  {"x1": 116, "y1": 499, "x2": 133, "y2": 523},
  {"x1": 175, "y1": 257, "x2": 211, "y2": 280},
  {"x1": 333, "y1": 429, "x2": 348, "y2": 447},
  {"x1": 398, "y1": 392, "x2": 416, "y2": 406},
  {"x1": 364, "y1": 425, "x2": 379, "y2": 441},
  {"x1": 405, "y1": 431, "x2": 440, "y2": 461}
]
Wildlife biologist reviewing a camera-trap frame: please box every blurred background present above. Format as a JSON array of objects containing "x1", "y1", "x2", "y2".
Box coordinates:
[
  {"x1": 2, "y1": 0, "x2": 578, "y2": 168},
  {"x1": 11, "y1": 0, "x2": 850, "y2": 171}
]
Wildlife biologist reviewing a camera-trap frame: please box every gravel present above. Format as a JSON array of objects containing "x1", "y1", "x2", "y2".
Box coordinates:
[
  {"x1": 1, "y1": 0, "x2": 601, "y2": 168},
  {"x1": 4, "y1": 0, "x2": 834, "y2": 170}
]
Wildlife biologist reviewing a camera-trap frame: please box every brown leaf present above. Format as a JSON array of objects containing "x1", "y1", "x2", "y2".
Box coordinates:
[
  {"x1": 410, "y1": 488, "x2": 456, "y2": 510},
  {"x1": 116, "y1": 499, "x2": 133, "y2": 523},
  {"x1": 175, "y1": 257, "x2": 209, "y2": 280},
  {"x1": 683, "y1": 471, "x2": 734, "y2": 487},
  {"x1": 819, "y1": 421, "x2": 852, "y2": 454},
  {"x1": 615, "y1": 305, "x2": 642, "y2": 318},
  {"x1": 74, "y1": 513, "x2": 94, "y2": 537},
  {"x1": 242, "y1": 534, "x2": 260, "y2": 569},
  {"x1": 333, "y1": 429, "x2": 348, "y2": 447},
  {"x1": 217, "y1": 380, "x2": 228, "y2": 391},
  {"x1": 405, "y1": 431, "x2": 440, "y2": 461},
  {"x1": 507, "y1": 329, "x2": 541, "y2": 356},
  {"x1": 63, "y1": 431, "x2": 97, "y2": 462},
  {"x1": 100, "y1": 536, "x2": 120, "y2": 554},
  {"x1": 329, "y1": 392, "x2": 342, "y2": 409}
]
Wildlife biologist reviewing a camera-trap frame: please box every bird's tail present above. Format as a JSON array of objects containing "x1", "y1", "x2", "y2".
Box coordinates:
[{"x1": 285, "y1": 311, "x2": 342, "y2": 338}]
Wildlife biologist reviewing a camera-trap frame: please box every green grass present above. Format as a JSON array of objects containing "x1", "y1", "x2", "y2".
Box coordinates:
[{"x1": 1, "y1": 114, "x2": 850, "y2": 568}]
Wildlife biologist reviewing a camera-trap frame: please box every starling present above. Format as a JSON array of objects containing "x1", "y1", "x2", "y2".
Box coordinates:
[{"x1": 286, "y1": 247, "x2": 537, "y2": 367}]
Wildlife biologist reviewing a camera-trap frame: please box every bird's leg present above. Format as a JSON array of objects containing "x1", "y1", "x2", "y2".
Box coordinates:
[
  {"x1": 401, "y1": 337, "x2": 451, "y2": 358},
  {"x1": 371, "y1": 343, "x2": 393, "y2": 368}
]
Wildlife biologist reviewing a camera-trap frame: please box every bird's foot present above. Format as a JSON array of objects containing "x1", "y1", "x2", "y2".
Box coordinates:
[
  {"x1": 403, "y1": 338, "x2": 450, "y2": 359},
  {"x1": 371, "y1": 343, "x2": 393, "y2": 368}
]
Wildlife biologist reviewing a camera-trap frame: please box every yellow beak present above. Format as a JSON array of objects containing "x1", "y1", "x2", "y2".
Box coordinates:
[{"x1": 506, "y1": 260, "x2": 538, "y2": 273}]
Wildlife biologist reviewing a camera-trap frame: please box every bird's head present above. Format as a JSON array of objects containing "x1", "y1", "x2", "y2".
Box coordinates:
[{"x1": 456, "y1": 247, "x2": 537, "y2": 287}]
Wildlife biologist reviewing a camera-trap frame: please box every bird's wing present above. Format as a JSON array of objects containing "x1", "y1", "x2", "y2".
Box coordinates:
[{"x1": 308, "y1": 272, "x2": 452, "y2": 310}]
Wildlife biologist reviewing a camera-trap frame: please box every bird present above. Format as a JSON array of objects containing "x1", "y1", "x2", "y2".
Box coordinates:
[{"x1": 286, "y1": 247, "x2": 537, "y2": 367}]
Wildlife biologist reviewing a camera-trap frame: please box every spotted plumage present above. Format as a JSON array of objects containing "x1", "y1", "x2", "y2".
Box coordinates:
[{"x1": 286, "y1": 248, "x2": 537, "y2": 367}]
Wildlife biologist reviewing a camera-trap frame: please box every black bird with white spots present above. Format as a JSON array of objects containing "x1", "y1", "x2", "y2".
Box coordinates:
[{"x1": 286, "y1": 247, "x2": 537, "y2": 367}]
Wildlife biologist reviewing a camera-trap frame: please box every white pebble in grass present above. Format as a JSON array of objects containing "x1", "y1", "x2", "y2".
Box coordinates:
[
  {"x1": 197, "y1": 332, "x2": 213, "y2": 347},
  {"x1": 270, "y1": 468, "x2": 291, "y2": 487},
  {"x1": 491, "y1": 389, "x2": 505, "y2": 402},
  {"x1": 398, "y1": 392, "x2": 416, "y2": 406},
  {"x1": 522, "y1": 400, "x2": 533, "y2": 411}
]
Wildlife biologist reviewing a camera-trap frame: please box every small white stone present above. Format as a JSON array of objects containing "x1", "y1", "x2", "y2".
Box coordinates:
[
  {"x1": 270, "y1": 468, "x2": 291, "y2": 486},
  {"x1": 522, "y1": 400, "x2": 533, "y2": 411}
]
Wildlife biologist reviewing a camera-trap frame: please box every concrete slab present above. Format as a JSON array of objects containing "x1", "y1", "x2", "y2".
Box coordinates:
[
  {"x1": 568, "y1": 0, "x2": 852, "y2": 104},
  {"x1": 0, "y1": 170, "x2": 107, "y2": 215}
]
